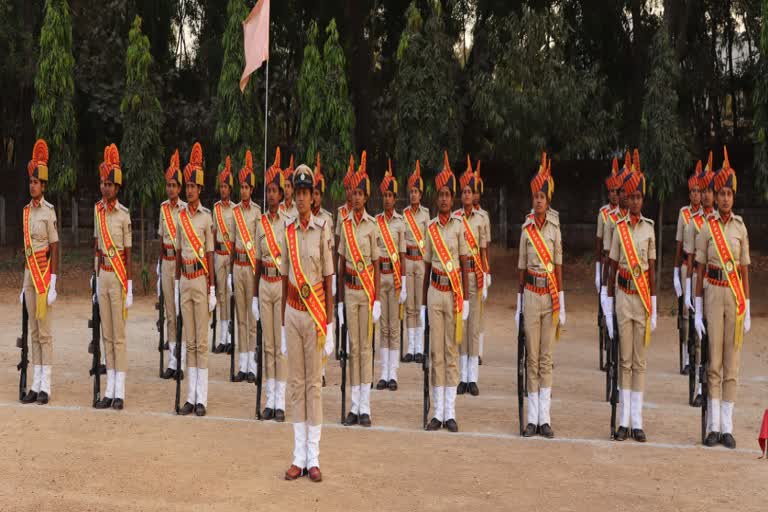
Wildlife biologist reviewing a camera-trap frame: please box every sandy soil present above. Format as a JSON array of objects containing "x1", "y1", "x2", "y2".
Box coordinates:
[{"x1": 0, "y1": 247, "x2": 767, "y2": 511}]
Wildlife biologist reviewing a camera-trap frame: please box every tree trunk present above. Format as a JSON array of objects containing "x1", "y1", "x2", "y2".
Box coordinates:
[{"x1": 656, "y1": 201, "x2": 663, "y2": 291}]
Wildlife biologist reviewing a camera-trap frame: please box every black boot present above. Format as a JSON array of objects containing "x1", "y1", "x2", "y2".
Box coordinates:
[
  {"x1": 343, "y1": 412, "x2": 359, "y2": 426},
  {"x1": 246, "y1": 372, "x2": 256, "y2": 384},
  {"x1": 539, "y1": 423, "x2": 554, "y2": 438},
  {"x1": 179, "y1": 402, "x2": 195, "y2": 415},
  {"x1": 375, "y1": 379, "x2": 388, "y2": 390},
  {"x1": 614, "y1": 426, "x2": 629, "y2": 441},
  {"x1": 414, "y1": 353, "x2": 424, "y2": 364},
  {"x1": 21, "y1": 390, "x2": 38, "y2": 404},
  {"x1": 112, "y1": 398, "x2": 124, "y2": 410},
  {"x1": 94, "y1": 398, "x2": 113, "y2": 409},
  {"x1": 274, "y1": 409, "x2": 285, "y2": 422},
  {"x1": 720, "y1": 433, "x2": 736, "y2": 449},
  {"x1": 468, "y1": 382, "x2": 479, "y2": 396},
  {"x1": 692, "y1": 394, "x2": 703, "y2": 407},
  {"x1": 426, "y1": 418, "x2": 442, "y2": 431},
  {"x1": 403, "y1": 353, "x2": 414, "y2": 363},
  {"x1": 522, "y1": 423, "x2": 537, "y2": 437},
  {"x1": 443, "y1": 419, "x2": 458, "y2": 433},
  {"x1": 388, "y1": 379, "x2": 398, "y2": 391},
  {"x1": 457, "y1": 382, "x2": 467, "y2": 395},
  {"x1": 262, "y1": 408, "x2": 275, "y2": 420},
  {"x1": 704, "y1": 431, "x2": 720, "y2": 447},
  {"x1": 161, "y1": 368, "x2": 176, "y2": 380},
  {"x1": 232, "y1": 371, "x2": 247, "y2": 382},
  {"x1": 36, "y1": 391, "x2": 49, "y2": 405},
  {"x1": 195, "y1": 403, "x2": 206, "y2": 417},
  {"x1": 174, "y1": 369, "x2": 184, "y2": 381},
  {"x1": 359, "y1": 414, "x2": 372, "y2": 427},
  {"x1": 631, "y1": 429, "x2": 646, "y2": 442}
]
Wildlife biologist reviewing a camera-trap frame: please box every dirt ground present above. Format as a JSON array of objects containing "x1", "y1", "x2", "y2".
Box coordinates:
[{"x1": 0, "y1": 247, "x2": 767, "y2": 511}]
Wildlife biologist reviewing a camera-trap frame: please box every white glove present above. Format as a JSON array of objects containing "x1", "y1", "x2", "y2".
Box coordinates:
[
  {"x1": 595, "y1": 262, "x2": 602, "y2": 293},
  {"x1": 174, "y1": 280, "x2": 180, "y2": 316},
  {"x1": 156, "y1": 260, "x2": 160, "y2": 276},
  {"x1": 47, "y1": 274, "x2": 57, "y2": 306},
  {"x1": 515, "y1": 293, "x2": 522, "y2": 330},
  {"x1": 92, "y1": 275, "x2": 99, "y2": 305},
  {"x1": 337, "y1": 302, "x2": 344, "y2": 326},
  {"x1": 324, "y1": 323, "x2": 334, "y2": 356},
  {"x1": 604, "y1": 296, "x2": 615, "y2": 338},
  {"x1": 208, "y1": 285, "x2": 217, "y2": 312},
  {"x1": 744, "y1": 299, "x2": 751, "y2": 333},
  {"x1": 482, "y1": 275, "x2": 488, "y2": 302},
  {"x1": 227, "y1": 273, "x2": 233, "y2": 296},
  {"x1": 420, "y1": 305, "x2": 426, "y2": 329},
  {"x1": 694, "y1": 297, "x2": 706, "y2": 339},
  {"x1": 156, "y1": 276, "x2": 161, "y2": 298},
  {"x1": 600, "y1": 285, "x2": 608, "y2": 312},
  {"x1": 673, "y1": 267, "x2": 682, "y2": 298},
  {"x1": 251, "y1": 297, "x2": 260, "y2": 321},
  {"x1": 331, "y1": 275, "x2": 337, "y2": 297},
  {"x1": 20, "y1": 289, "x2": 24, "y2": 305},
  {"x1": 462, "y1": 300, "x2": 470, "y2": 321},
  {"x1": 558, "y1": 291, "x2": 565, "y2": 326},
  {"x1": 399, "y1": 279, "x2": 407, "y2": 304},
  {"x1": 650, "y1": 295, "x2": 657, "y2": 332},
  {"x1": 125, "y1": 280, "x2": 133, "y2": 309},
  {"x1": 486, "y1": 274, "x2": 492, "y2": 288},
  {"x1": 684, "y1": 278, "x2": 693, "y2": 312},
  {"x1": 372, "y1": 300, "x2": 382, "y2": 322},
  {"x1": 281, "y1": 326, "x2": 287, "y2": 355}
]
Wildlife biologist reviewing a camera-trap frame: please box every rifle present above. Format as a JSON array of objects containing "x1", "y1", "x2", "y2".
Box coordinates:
[
  {"x1": 371, "y1": 319, "x2": 376, "y2": 390},
  {"x1": 155, "y1": 264, "x2": 165, "y2": 378},
  {"x1": 255, "y1": 319, "x2": 263, "y2": 419},
  {"x1": 677, "y1": 295, "x2": 685, "y2": 374},
  {"x1": 16, "y1": 294, "x2": 29, "y2": 401},
  {"x1": 517, "y1": 293, "x2": 526, "y2": 436},
  {"x1": 340, "y1": 308, "x2": 348, "y2": 424},
  {"x1": 422, "y1": 308, "x2": 430, "y2": 430},
  {"x1": 700, "y1": 319, "x2": 709, "y2": 444},
  {"x1": 335, "y1": 305, "x2": 341, "y2": 361},
  {"x1": 174, "y1": 286, "x2": 184, "y2": 414},
  {"x1": 228, "y1": 293, "x2": 236, "y2": 381},
  {"x1": 211, "y1": 301, "x2": 217, "y2": 352},
  {"x1": 687, "y1": 305, "x2": 697, "y2": 406},
  {"x1": 399, "y1": 305, "x2": 404, "y2": 362},
  {"x1": 608, "y1": 312, "x2": 620, "y2": 439},
  {"x1": 87, "y1": 273, "x2": 102, "y2": 407}
]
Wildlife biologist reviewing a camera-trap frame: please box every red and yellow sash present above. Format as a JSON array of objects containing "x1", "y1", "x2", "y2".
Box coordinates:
[
  {"x1": 428, "y1": 221, "x2": 464, "y2": 343},
  {"x1": 616, "y1": 219, "x2": 652, "y2": 346},
  {"x1": 404, "y1": 207, "x2": 425, "y2": 256},
  {"x1": 286, "y1": 223, "x2": 327, "y2": 350},
  {"x1": 233, "y1": 206, "x2": 257, "y2": 271},
  {"x1": 180, "y1": 208, "x2": 209, "y2": 275},
  {"x1": 524, "y1": 221, "x2": 561, "y2": 339},
  {"x1": 600, "y1": 205, "x2": 610, "y2": 223},
  {"x1": 260, "y1": 214, "x2": 282, "y2": 268},
  {"x1": 681, "y1": 207, "x2": 692, "y2": 226},
  {"x1": 214, "y1": 202, "x2": 233, "y2": 255},
  {"x1": 98, "y1": 202, "x2": 129, "y2": 319},
  {"x1": 693, "y1": 213, "x2": 705, "y2": 232},
  {"x1": 23, "y1": 205, "x2": 51, "y2": 319},
  {"x1": 707, "y1": 216, "x2": 747, "y2": 348},
  {"x1": 376, "y1": 214, "x2": 402, "y2": 289},
  {"x1": 339, "y1": 205, "x2": 349, "y2": 221},
  {"x1": 344, "y1": 217, "x2": 376, "y2": 341},
  {"x1": 460, "y1": 213, "x2": 486, "y2": 290},
  {"x1": 161, "y1": 203, "x2": 179, "y2": 250}
]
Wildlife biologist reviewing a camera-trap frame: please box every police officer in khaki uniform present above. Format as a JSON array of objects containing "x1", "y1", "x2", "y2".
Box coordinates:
[
  {"x1": 232, "y1": 150, "x2": 262, "y2": 382},
  {"x1": 605, "y1": 151, "x2": 657, "y2": 442},
  {"x1": 694, "y1": 147, "x2": 751, "y2": 449},
  {"x1": 175, "y1": 143, "x2": 216, "y2": 416},
  {"x1": 94, "y1": 144, "x2": 133, "y2": 410},
  {"x1": 312, "y1": 154, "x2": 335, "y2": 388},
  {"x1": 280, "y1": 165, "x2": 334, "y2": 483},
  {"x1": 424, "y1": 152, "x2": 470, "y2": 433},
  {"x1": 375, "y1": 161, "x2": 406, "y2": 391},
  {"x1": 472, "y1": 161, "x2": 492, "y2": 363},
  {"x1": 457, "y1": 157, "x2": 489, "y2": 397},
  {"x1": 20, "y1": 139, "x2": 59, "y2": 405},
  {"x1": 600, "y1": 152, "x2": 631, "y2": 311},
  {"x1": 516, "y1": 153, "x2": 564, "y2": 438},
  {"x1": 338, "y1": 151, "x2": 382, "y2": 427},
  {"x1": 255, "y1": 148, "x2": 288, "y2": 421},
  {"x1": 402, "y1": 160, "x2": 430, "y2": 363},
  {"x1": 280, "y1": 155, "x2": 298, "y2": 219},
  {"x1": 684, "y1": 153, "x2": 715, "y2": 407},
  {"x1": 596, "y1": 158, "x2": 619, "y2": 295},
  {"x1": 158, "y1": 150, "x2": 187, "y2": 380},
  {"x1": 212, "y1": 156, "x2": 236, "y2": 353},
  {"x1": 335, "y1": 155, "x2": 355, "y2": 281}
]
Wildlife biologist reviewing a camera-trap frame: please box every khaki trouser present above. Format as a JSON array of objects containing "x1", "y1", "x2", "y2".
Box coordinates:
[
  {"x1": 161, "y1": 259, "x2": 180, "y2": 342},
  {"x1": 23, "y1": 269, "x2": 53, "y2": 365},
  {"x1": 523, "y1": 288, "x2": 555, "y2": 393},
  {"x1": 181, "y1": 274, "x2": 209, "y2": 369},
  {"x1": 286, "y1": 306, "x2": 323, "y2": 426},
  {"x1": 234, "y1": 265, "x2": 257, "y2": 354},
  {"x1": 460, "y1": 276, "x2": 481, "y2": 357},
  {"x1": 617, "y1": 288, "x2": 648, "y2": 392},
  {"x1": 427, "y1": 285, "x2": 459, "y2": 387},
  {"x1": 259, "y1": 277, "x2": 287, "y2": 382},
  {"x1": 405, "y1": 258, "x2": 425, "y2": 329},
  {"x1": 346, "y1": 286, "x2": 373, "y2": 386},
  {"x1": 98, "y1": 270, "x2": 127, "y2": 372},
  {"x1": 215, "y1": 254, "x2": 231, "y2": 321},
  {"x1": 705, "y1": 283, "x2": 741, "y2": 402},
  {"x1": 379, "y1": 272, "x2": 401, "y2": 350}
]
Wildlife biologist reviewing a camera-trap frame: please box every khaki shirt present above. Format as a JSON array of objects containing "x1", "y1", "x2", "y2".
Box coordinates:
[
  {"x1": 25, "y1": 198, "x2": 59, "y2": 253},
  {"x1": 212, "y1": 199, "x2": 236, "y2": 248},
  {"x1": 675, "y1": 205, "x2": 697, "y2": 243},
  {"x1": 279, "y1": 214, "x2": 334, "y2": 287},
  {"x1": 402, "y1": 205, "x2": 430, "y2": 250},
  {"x1": 375, "y1": 211, "x2": 406, "y2": 264},
  {"x1": 518, "y1": 212, "x2": 562, "y2": 272},
  {"x1": 232, "y1": 200, "x2": 262, "y2": 253},
  {"x1": 315, "y1": 207, "x2": 335, "y2": 252},
  {"x1": 475, "y1": 205, "x2": 492, "y2": 244},
  {"x1": 695, "y1": 211, "x2": 750, "y2": 268},
  {"x1": 175, "y1": 204, "x2": 213, "y2": 261},
  {"x1": 603, "y1": 208, "x2": 627, "y2": 253},
  {"x1": 609, "y1": 216, "x2": 656, "y2": 272},
  {"x1": 683, "y1": 209, "x2": 708, "y2": 256},
  {"x1": 455, "y1": 208, "x2": 488, "y2": 251},
  {"x1": 279, "y1": 200, "x2": 297, "y2": 221},
  {"x1": 255, "y1": 210, "x2": 288, "y2": 266},
  {"x1": 338, "y1": 210, "x2": 380, "y2": 269},
  {"x1": 423, "y1": 215, "x2": 469, "y2": 273},
  {"x1": 95, "y1": 200, "x2": 132, "y2": 253},
  {"x1": 157, "y1": 199, "x2": 187, "y2": 248},
  {"x1": 596, "y1": 204, "x2": 611, "y2": 238},
  {"x1": 335, "y1": 203, "x2": 353, "y2": 238}
]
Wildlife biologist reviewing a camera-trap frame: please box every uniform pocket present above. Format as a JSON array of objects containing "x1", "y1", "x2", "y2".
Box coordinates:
[{"x1": 308, "y1": 243, "x2": 321, "y2": 277}]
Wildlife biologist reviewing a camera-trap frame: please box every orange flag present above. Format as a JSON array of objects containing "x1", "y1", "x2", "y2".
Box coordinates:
[{"x1": 240, "y1": 0, "x2": 270, "y2": 92}]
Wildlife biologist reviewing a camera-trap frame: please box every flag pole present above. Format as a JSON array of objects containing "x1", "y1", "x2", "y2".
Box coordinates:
[{"x1": 262, "y1": 57, "x2": 269, "y2": 210}]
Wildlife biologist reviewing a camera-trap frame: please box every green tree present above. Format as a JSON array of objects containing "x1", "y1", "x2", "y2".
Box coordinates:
[
  {"x1": 753, "y1": 0, "x2": 768, "y2": 200},
  {"x1": 215, "y1": 0, "x2": 260, "y2": 179},
  {"x1": 120, "y1": 15, "x2": 164, "y2": 289},
  {"x1": 640, "y1": 22, "x2": 690, "y2": 281},
  {"x1": 394, "y1": 1, "x2": 462, "y2": 179}
]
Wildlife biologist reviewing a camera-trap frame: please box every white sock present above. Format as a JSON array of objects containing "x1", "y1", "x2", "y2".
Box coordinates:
[
  {"x1": 115, "y1": 371, "x2": 126, "y2": 400},
  {"x1": 630, "y1": 391, "x2": 643, "y2": 430},
  {"x1": 186, "y1": 367, "x2": 198, "y2": 404},
  {"x1": 167, "y1": 342, "x2": 177, "y2": 370},
  {"x1": 31, "y1": 365, "x2": 42, "y2": 393},
  {"x1": 196, "y1": 368, "x2": 208, "y2": 406},
  {"x1": 468, "y1": 356, "x2": 479, "y2": 384},
  {"x1": 219, "y1": 320, "x2": 228, "y2": 343},
  {"x1": 709, "y1": 398, "x2": 721, "y2": 432},
  {"x1": 407, "y1": 328, "x2": 415, "y2": 355},
  {"x1": 360, "y1": 385, "x2": 371, "y2": 415},
  {"x1": 41, "y1": 365, "x2": 52, "y2": 395},
  {"x1": 106, "y1": 369, "x2": 115, "y2": 399},
  {"x1": 620, "y1": 389, "x2": 631, "y2": 428},
  {"x1": 389, "y1": 350, "x2": 399, "y2": 382},
  {"x1": 460, "y1": 354, "x2": 468, "y2": 382},
  {"x1": 307, "y1": 424, "x2": 322, "y2": 469},
  {"x1": 721, "y1": 401, "x2": 734, "y2": 434},
  {"x1": 266, "y1": 379, "x2": 275, "y2": 409},
  {"x1": 444, "y1": 386, "x2": 457, "y2": 421},
  {"x1": 239, "y1": 352, "x2": 248, "y2": 373},
  {"x1": 538, "y1": 388, "x2": 551, "y2": 426},
  {"x1": 292, "y1": 422, "x2": 307, "y2": 468},
  {"x1": 379, "y1": 348, "x2": 390, "y2": 382},
  {"x1": 432, "y1": 386, "x2": 444, "y2": 422},
  {"x1": 276, "y1": 381, "x2": 286, "y2": 410},
  {"x1": 527, "y1": 392, "x2": 539, "y2": 426},
  {"x1": 351, "y1": 385, "x2": 360, "y2": 415}
]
